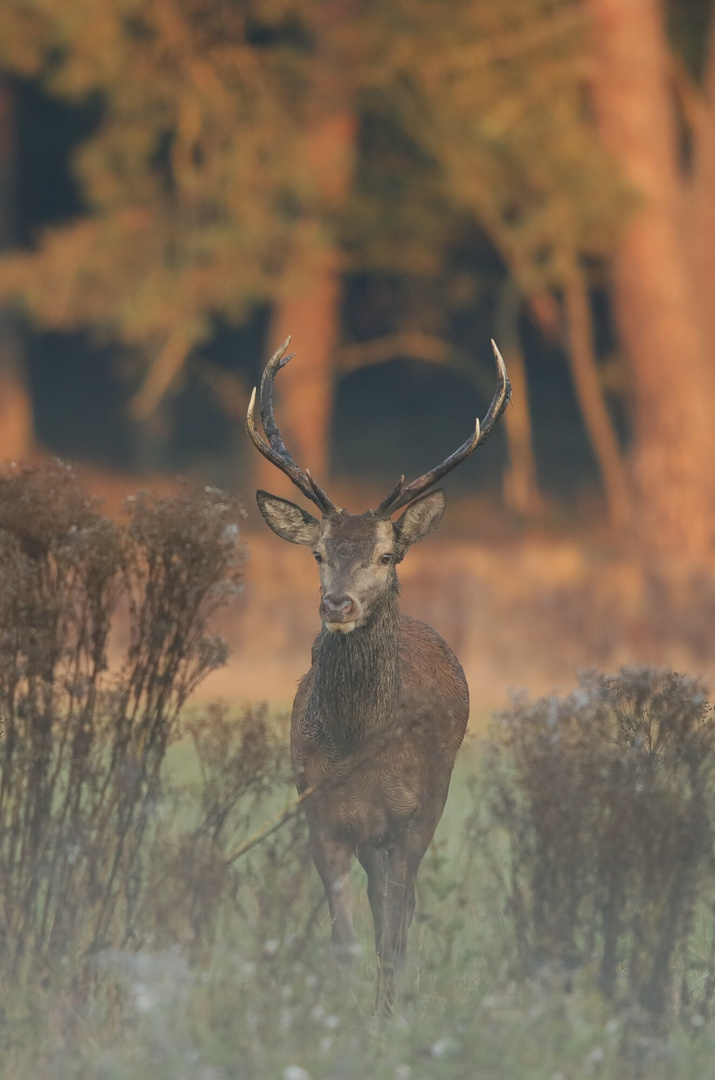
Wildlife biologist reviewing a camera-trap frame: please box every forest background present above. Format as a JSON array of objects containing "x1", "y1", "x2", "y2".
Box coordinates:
[{"x1": 0, "y1": 0, "x2": 712, "y2": 711}]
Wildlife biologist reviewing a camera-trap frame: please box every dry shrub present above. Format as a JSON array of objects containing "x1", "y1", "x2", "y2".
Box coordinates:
[
  {"x1": 479, "y1": 667, "x2": 715, "y2": 1026},
  {"x1": 0, "y1": 460, "x2": 246, "y2": 979},
  {"x1": 141, "y1": 702, "x2": 302, "y2": 951}
]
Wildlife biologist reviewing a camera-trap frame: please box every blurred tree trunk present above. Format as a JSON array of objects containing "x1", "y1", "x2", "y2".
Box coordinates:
[
  {"x1": 687, "y1": 16, "x2": 715, "y2": 373},
  {"x1": 562, "y1": 260, "x2": 630, "y2": 532},
  {"x1": 259, "y1": 6, "x2": 356, "y2": 500},
  {"x1": 0, "y1": 77, "x2": 32, "y2": 461},
  {"x1": 494, "y1": 279, "x2": 543, "y2": 519},
  {"x1": 263, "y1": 167, "x2": 349, "y2": 499},
  {"x1": 586, "y1": 0, "x2": 715, "y2": 561}
]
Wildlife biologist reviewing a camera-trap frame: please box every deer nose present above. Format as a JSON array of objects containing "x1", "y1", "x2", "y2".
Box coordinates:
[{"x1": 321, "y1": 594, "x2": 357, "y2": 622}]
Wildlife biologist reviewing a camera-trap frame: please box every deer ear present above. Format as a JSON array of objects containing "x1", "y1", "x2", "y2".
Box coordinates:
[
  {"x1": 256, "y1": 491, "x2": 321, "y2": 546},
  {"x1": 395, "y1": 489, "x2": 445, "y2": 551}
]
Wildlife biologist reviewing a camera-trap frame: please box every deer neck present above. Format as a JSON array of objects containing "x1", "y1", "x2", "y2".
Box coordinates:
[{"x1": 313, "y1": 590, "x2": 401, "y2": 754}]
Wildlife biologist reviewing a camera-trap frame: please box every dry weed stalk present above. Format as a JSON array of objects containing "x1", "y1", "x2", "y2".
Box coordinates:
[{"x1": 0, "y1": 461, "x2": 246, "y2": 976}]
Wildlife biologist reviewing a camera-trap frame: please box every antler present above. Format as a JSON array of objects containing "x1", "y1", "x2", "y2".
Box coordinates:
[
  {"x1": 375, "y1": 339, "x2": 511, "y2": 516},
  {"x1": 246, "y1": 338, "x2": 339, "y2": 516}
]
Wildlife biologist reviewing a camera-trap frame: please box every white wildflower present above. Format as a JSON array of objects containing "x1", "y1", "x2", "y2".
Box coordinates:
[
  {"x1": 430, "y1": 1037, "x2": 460, "y2": 1059},
  {"x1": 282, "y1": 1067, "x2": 311, "y2": 1080}
]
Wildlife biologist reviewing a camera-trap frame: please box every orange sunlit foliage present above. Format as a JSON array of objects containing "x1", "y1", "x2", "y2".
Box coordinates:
[{"x1": 0, "y1": 0, "x2": 714, "y2": 563}]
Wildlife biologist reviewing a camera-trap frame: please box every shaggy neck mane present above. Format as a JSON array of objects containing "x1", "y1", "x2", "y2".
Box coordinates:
[{"x1": 312, "y1": 585, "x2": 401, "y2": 754}]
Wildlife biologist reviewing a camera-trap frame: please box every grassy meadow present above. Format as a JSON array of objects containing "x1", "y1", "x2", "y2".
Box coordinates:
[
  {"x1": 2, "y1": 463, "x2": 715, "y2": 1079},
  {"x1": 7, "y1": 722, "x2": 715, "y2": 1080}
]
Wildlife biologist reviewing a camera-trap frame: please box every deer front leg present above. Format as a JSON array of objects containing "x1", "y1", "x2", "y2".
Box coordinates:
[
  {"x1": 309, "y1": 827, "x2": 357, "y2": 962},
  {"x1": 358, "y1": 842, "x2": 388, "y2": 952},
  {"x1": 359, "y1": 841, "x2": 419, "y2": 1018},
  {"x1": 381, "y1": 845, "x2": 419, "y2": 1017}
]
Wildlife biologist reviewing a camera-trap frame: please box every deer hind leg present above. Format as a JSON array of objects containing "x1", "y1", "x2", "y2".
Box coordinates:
[{"x1": 310, "y1": 828, "x2": 358, "y2": 962}]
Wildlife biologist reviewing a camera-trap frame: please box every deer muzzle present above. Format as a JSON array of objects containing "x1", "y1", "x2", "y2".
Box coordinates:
[{"x1": 320, "y1": 593, "x2": 359, "y2": 634}]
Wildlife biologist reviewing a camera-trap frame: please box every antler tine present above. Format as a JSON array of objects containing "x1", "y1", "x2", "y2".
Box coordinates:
[
  {"x1": 258, "y1": 337, "x2": 295, "y2": 449},
  {"x1": 246, "y1": 337, "x2": 338, "y2": 515},
  {"x1": 376, "y1": 339, "x2": 511, "y2": 517},
  {"x1": 375, "y1": 475, "x2": 406, "y2": 516}
]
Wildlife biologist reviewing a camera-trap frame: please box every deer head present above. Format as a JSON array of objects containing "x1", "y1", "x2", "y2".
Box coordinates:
[{"x1": 247, "y1": 339, "x2": 510, "y2": 633}]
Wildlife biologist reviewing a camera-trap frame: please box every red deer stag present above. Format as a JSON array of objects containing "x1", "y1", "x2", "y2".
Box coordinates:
[{"x1": 246, "y1": 338, "x2": 510, "y2": 1015}]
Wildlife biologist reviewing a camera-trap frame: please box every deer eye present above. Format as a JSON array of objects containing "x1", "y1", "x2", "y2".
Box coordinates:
[
  {"x1": 379, "y1": 553, "x2": 393, "y2": 566},
  {"x1": 313, "y1": 552, "x2": 322, "y2": 564}
]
